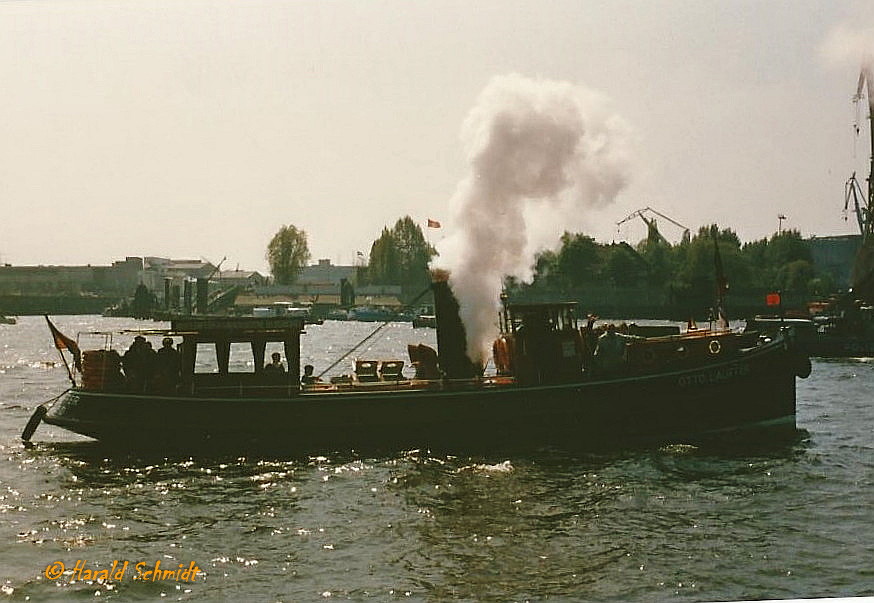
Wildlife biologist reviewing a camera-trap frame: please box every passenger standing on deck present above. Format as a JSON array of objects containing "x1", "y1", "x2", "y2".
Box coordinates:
[
  {"x1": 141, "y1": 341, "x2": 158, "y2": 390},
  {"x1": 594, "y1": 324, "x2": 627, "y2": 374},
  {"x1": 122, "y1": 335, "x2": 148, "y2": 391},
  {"x1": 155, "y1": 337, "x2": 181, "y2": 392},
  {"x1": 582, "y1": 314, "x2": 598, "y2": 370}
]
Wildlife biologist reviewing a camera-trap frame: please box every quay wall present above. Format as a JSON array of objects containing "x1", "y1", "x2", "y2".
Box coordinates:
[{"x1": 0, "y1": 295, "x2": 116, "y2": 316}]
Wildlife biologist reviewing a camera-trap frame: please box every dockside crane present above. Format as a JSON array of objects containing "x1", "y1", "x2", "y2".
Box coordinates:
[
  {"x1": 844, "y1": 60, "x2": 874, "y2": 302},
  {"x1": 616, "y1": 207, "x2": 691, "y2": 245},
  {"x1": 845, "y1": 61, "x2": 874, "y2": 245}
]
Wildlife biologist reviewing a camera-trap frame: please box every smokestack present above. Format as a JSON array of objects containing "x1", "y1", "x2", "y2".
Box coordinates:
[{"x1": 432, "y1": 275, "x2": 479, "y2": 379}]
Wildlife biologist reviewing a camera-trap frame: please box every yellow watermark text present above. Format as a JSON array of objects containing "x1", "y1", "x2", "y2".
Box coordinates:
[{"x1": 44, "y1": 559, "x2": 201, "y2": 583}]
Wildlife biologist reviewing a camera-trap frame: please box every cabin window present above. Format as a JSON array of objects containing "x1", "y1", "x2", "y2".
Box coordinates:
[
  {"x1": 507, "y1": 306, "x2": 578, "y2": 334},
  {"x1": 264, "y1": 342, "x2": 287, "y2": 369},
  {"x1": 228, "y1": 343, "x2": 254, "y2": 372},
  {"x1": 194, "y1": 343, "x2": 218, "y2": 374},
  {"x1": 193, "y1": 342, "x2": 261, "y2": 374}
]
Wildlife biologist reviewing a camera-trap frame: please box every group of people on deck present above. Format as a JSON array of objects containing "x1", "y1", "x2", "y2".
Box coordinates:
[
  {"x1": 584, "y1": 317, "x2": 642, "y2": 374},
  {"x1": 262, "y1": 353, "x2": 321, "y2": 385},
  {"x1": 121, "y1": 339, "x2": 320, "y2": 391},
  {"x1": 122, "y1": 336, "x2": 180, "y2": 392}
]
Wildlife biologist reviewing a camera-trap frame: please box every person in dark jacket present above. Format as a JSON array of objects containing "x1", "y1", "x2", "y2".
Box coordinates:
[
  {"x1": 155, "y1": 337, "x2": 181, "y2": 392},
  {"x1": 301, "y1": 364, "x2": 322, "y2": 385},
  {"x1": 264, "y1": 352, "x2": 285, "y2": 374},
  {"x1": 122, "y1": 335, "x2": 148, "y2": 391}
]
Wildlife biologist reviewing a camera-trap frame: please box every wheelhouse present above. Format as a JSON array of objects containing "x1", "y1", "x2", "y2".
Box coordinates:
[{"x1": 173, "y1": 316, "x2": 304, "y2": 397}]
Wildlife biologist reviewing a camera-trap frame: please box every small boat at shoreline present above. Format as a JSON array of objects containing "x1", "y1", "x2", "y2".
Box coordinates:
[
  {"x1": 745, "y1": 306, "x2": 874, "y2": 358},
  {"x1": 412, "y1": 314, "x2": 437, "y2": 328},
  {"x1": 23, "y1": 279, "x2": 810, "y2": 453},
  {"x1": 348, "y1": 306, "x2": 412, "y2": 323},
  {"x1": 0, "y1": 314, "x2": 15, "y2": 325}
]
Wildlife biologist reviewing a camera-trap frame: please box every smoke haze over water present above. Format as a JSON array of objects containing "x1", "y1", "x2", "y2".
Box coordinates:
[{"x1": 435, "y1": 74, "x2": 633, "y2": 363}]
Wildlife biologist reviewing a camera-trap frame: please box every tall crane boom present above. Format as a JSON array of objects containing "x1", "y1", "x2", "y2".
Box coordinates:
[
  {"x1": 616, "y1": 206, "x2": 691, "y2": 244},
  {"x1": 850, "y1": 62, "x2": 874, "y2": 244},
  {"x1": 847, "y1": 60, "x2": 874, "y2": 302}
]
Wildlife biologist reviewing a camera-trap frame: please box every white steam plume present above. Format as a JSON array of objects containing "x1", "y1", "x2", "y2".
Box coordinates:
[{"x1": 435, "y1": 74, "x2": 633, "y2": 363}]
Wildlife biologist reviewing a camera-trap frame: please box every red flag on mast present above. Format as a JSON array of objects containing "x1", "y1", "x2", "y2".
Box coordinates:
[
  {"x1": 45, "y1": 315, "x2": 82, "y2": 372},
  {"x1": 427, "y1": 219, "x2": 441, "y2": 228}
]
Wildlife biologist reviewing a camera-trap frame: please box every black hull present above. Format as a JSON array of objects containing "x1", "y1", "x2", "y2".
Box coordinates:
[{"x1": 40, "y1": 337, "x2": 803, "y2": 453}]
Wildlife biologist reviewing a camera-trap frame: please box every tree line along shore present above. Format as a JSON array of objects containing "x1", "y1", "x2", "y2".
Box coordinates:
[{"x1": 0, "y1": 218, "x2": 860, "y2": 320}]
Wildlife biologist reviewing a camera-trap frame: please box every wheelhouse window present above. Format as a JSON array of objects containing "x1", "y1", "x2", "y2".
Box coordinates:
[{"x1": 194, "y1": 343, "x2": 219, "y2": 374}]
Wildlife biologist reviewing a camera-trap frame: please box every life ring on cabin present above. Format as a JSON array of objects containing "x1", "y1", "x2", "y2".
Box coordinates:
[{"x1": 708, "y1": 339, "x2": 722, "y2": 355}]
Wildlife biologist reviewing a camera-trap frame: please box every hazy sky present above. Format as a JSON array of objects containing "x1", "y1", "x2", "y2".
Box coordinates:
[{"x1": 1, "y1": 0, "x2": 873, "y2": 274}]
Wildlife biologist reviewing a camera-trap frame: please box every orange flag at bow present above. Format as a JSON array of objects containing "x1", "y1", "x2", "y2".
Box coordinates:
[
  {"x1": 45, "y1": 315, "x2": 82, "y2": 372},
  {"x1": 427, "y1": 218, "x2": 441, "y2": 228}
]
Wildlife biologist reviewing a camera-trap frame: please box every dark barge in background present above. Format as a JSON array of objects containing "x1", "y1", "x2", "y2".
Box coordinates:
[
  {"x1": 24, "y1": 279, "x2": 810, "y2": 452},
  {"x1": 745, "y1": 309, "x2": 874, "y2": 358}
]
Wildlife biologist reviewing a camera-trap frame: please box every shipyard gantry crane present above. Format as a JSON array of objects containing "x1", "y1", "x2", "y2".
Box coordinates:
[
  {"x1": 616, "y1": 206, "x2": 691, "y2": 245},
  {"x1": 845, "y1": 61, "x2": 874, "y2": 245},
  {"x1": 844, "y1": 60, "x2": 874, "y2": 301}
]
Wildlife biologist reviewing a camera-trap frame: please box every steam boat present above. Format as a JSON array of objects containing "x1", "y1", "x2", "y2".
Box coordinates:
[{"x1": 23, "y1": 280, "x2": 810, "y2": 452}]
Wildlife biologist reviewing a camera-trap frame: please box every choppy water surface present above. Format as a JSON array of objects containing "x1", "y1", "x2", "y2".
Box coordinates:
[{"x1": 0, "y1": 316, "x2": 872, "y2": 601}]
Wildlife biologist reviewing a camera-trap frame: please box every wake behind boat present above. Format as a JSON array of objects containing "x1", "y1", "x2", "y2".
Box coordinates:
[{"x1": 22, "y1": 278, "x2": 810, "y2": 453}]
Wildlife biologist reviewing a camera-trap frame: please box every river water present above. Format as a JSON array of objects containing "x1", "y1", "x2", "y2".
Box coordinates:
[{"x1": 0, "y1": 315, "x2": 872, "y2": 601}]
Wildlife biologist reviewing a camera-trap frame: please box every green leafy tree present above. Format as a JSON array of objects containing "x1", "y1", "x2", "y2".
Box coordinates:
[
  {"x1": 392, "y1": 216, "x2": 436, "y2": 289},
  {"x1": 807, "y1": 273, "x2": 835, "y2": 297},
  {"x1": 605, "y1": 243, "x2": 646, "y2": 287},
  {"x1": 130, "y1": 283, "x2": 156, "y2": 319},
  {"x1": 368, "y1": 227, "x2": 401, "y2": 285},
  {"x1": 741, "y1": 237, "x2": 771, "y2": 287},
  {"x1": 554, "y1": 232, "x2": 602, "y2": 289},
  {"x1": 778, "y1": 259, "x2": 815, "y2": 293},
  {"x1": 521, "y1": 222, "x2": 836, "y2": 315},
  {"x1": 367, "y1": 217, "x2": 436, "y2": 290},
  {"x1": 741, "y1": 230, "x2": 812, "y2": 290},
  {"x1": 266, "y1": 224, "x2": 311, "y2": 285},
  {"x1": 765, "y1": 229, "x2": 811, "y2": 266},
  {"x1": 669, "y1": 225, "x2": 751, "y2": 313},
  {"x1": 637, "y1": 236, "x2": 673, "y2": 287},
  {"x1": 531, "y1": 249, "x2": 560, "y2": 288}
]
